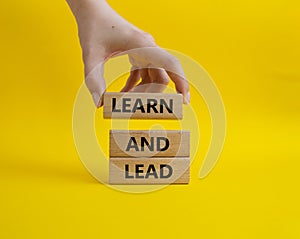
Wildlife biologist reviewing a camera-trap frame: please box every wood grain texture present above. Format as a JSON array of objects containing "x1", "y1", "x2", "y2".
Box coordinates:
[
  {"x1": 110, "y1": 130, "x2": 190, "y2": 157},
  {"x1": 103, "y1": 92, "x2": 183, "y2": 119},
  {"x1": 109, "y1": 157, "x2": 190, "y2": 184}
]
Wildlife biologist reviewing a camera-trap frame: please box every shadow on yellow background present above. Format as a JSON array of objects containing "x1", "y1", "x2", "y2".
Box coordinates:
[{"x1": 0, "y1": 0, "x2": 299, "y2": 238}]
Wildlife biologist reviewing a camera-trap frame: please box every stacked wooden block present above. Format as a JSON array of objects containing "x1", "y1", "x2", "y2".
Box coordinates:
[{"x1": 104, "y1": 93, "x2": 190, "y2": 184}]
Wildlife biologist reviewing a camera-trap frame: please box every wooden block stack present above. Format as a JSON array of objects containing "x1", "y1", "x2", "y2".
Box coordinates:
[{"x1": 104, "y1": 93, "x2": 190, "y2": 184}]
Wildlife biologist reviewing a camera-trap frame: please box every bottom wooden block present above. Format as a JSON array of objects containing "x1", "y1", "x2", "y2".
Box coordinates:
[{"x1": 109, "y1": 158, "x2": 190, "y2": 184}]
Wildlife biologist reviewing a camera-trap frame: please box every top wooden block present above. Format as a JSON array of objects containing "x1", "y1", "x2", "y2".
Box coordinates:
[{"x1": 103, "y1": 92, "x2": 183, "y2": 119}]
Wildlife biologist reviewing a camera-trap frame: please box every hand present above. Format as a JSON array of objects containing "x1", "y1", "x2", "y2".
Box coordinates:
[{"x1": 67, "y1": 0, "x2": 190, "y2": 107}]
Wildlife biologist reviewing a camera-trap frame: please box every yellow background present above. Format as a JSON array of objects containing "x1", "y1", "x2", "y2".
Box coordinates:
[{"x1": 0, "y1": 0, "x2": 299, "y2": 238}]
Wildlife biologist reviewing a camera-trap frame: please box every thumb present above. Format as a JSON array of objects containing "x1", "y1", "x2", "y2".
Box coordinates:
[{"x1": 85, "y1": 62, "x2": 106, "y2": 107}]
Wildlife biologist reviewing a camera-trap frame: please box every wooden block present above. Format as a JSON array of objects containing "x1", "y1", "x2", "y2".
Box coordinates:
[
  {"x1": 110, "y1": 130, "x2": 190, "y2": 157},
  {"x1": 103, "y1": 92, "x2": 183, "y2": 119},
  {"x1": 109, "y1": 157, "x2": 190, "y2": 184}
]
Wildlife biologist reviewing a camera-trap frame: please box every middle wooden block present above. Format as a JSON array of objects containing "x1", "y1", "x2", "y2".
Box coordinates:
[{"x1": 110, "y1": 130, "x2": 190, "y2": 158}]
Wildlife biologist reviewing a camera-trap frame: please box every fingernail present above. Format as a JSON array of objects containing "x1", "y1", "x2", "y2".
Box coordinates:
[
  {"x1": 92, "y1": 92, "x2": 102, "y2": 108},
  {"x1": 182, "y1": 92, "x2": 190, "y2": 104}
]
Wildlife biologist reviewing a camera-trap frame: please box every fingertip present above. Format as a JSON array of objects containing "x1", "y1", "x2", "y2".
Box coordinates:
[
  {"x1": 177, "y1": 90, "x2": 190, "y2": 105},
  {"x1": 92, "y1": 92, "x2": 104, "y2": 108},
  {"x1": 182, "y1": 84, "x2": 190, "y2": 105},
  {"x1": 185, "y1": 91, "x2": 191, "y2": 105},
  {"x1": 98, "y1": 98, "x2": 104, "y2": 108}
]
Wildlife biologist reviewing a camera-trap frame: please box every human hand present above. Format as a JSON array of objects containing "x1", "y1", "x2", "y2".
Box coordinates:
[{"x1": 67, "y1": 0, "x2": 190, "y2": 107}]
